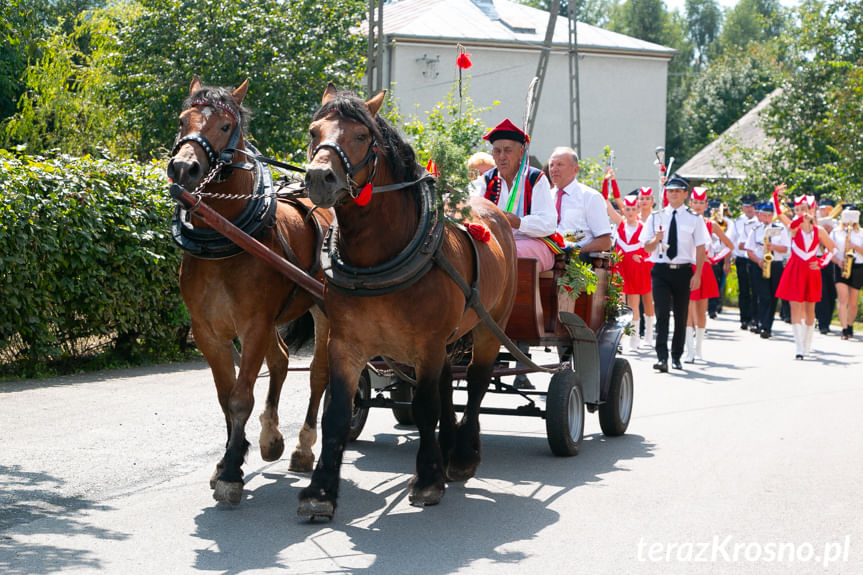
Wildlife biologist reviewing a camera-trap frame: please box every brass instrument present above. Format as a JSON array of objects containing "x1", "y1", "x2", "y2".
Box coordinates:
[
  {"x1": 842, "y1": 223, "x2": 855, "y2": 279},
  {"x1": 762, "y1": 225, "x2": 773, "y2": 279},
  {"x1": 711, "y1": 202, "x2": 728, "y2": 231}
]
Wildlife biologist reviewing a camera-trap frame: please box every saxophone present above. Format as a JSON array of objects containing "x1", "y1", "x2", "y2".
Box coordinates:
[
  {"x1": 762, "y1": 225, "x2": 773, "y2": 279},
  {"x1": 842, "y1": 223, "x2": 855, "y2": 279}
]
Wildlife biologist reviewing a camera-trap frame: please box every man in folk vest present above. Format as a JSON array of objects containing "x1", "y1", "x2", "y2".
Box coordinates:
[
  {"x1": 548, "y1": 146, "x2": 612, "y2": 254},
  {"x1": 482, "y1": 118, "x2": 558, "y2": 272}
]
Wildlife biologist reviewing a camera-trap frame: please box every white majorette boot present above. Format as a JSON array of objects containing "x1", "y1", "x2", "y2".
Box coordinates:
[
  {"x1": 629, "y1": 320, "x2": 641, "y2": 352},
  {"x1": 645, "y1": 315, "x2": 655, "y2": 342},
  {"x1": 684, "y1": 326, "x2": 696, "y2": 363},
  {"x1": 695, "y1": 327, "x2": 705, "y2": 360},
  {"x1": 804, "y1": 322, "x2": 815, "y2": 356},
  {"x1": 793, "y1": 323, "x2": 806, "y2": 360}
]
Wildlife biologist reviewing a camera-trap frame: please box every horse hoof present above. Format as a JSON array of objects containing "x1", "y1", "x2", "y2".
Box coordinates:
[
  {"x1": 445, "y1": 462, "x2": 479, "y2": 483},
  {"x1": 260, "y1": 435, "x2": 285, "y2": 462},
  {"x1": 213, "y1": 480, "x2": 244, "y2": 505},
  {"x1": 297, "y1": 498, "x2": 334, "y2": 521},
  {"x1": 408, "y1": 484, "x2": 444, "y2": 507},
  {"x1": 289, "y1": 451, "x2": 315, "y2": 472}
]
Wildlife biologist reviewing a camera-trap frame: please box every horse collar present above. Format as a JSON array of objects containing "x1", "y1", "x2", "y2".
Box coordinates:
[{"x1": 322, "y1": 177, "x2": 445, "y2": 296}]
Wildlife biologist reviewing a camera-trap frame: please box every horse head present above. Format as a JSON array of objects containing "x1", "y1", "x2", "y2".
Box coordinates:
[
  {"x1": 305, "y1": 84, "x2": 387, "y2": 209},
  {"x1": 167, "y1": 75, "x2": 250, "y2": 191}
]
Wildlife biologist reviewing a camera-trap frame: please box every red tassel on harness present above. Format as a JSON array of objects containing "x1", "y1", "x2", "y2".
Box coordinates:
[
  {"x1": 465, "y1": 222, "x2": 491, "y2": 243},
  {"x1": 354, "y1": 183, "x2": 373, "y2": 206}
]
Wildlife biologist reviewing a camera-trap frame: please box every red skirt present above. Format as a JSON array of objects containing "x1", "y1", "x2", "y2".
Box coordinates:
[
  {"x1": 618, "y1": 253, "x2": 652, "y2": 295},
  {"x1": 776, "y1": 256, "x2": 822, "y2": 302},
  {"x1": 690, "y1": 262, "x2": 719, "y2": 300}
]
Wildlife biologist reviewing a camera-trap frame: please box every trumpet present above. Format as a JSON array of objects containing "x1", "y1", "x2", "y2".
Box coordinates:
[
  {"x1": 711, "y1": 202, "x2": 728, "y2": 231},
  {"x1": 842, "y1": 223, "x2": 855, "y2": 279},
  {"x1": 763, "y1": 228, "x2": 773, "y2": 279}
]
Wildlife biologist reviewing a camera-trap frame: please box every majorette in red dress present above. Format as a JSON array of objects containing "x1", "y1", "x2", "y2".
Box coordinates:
[
  {"x1": 690, "y1": 220, "x2": 720, "y2": 300},
  {"x1": 776, "y1": 227, "x2": 823, "y2": 302},
  {"x1": 615, "y1": 221, "x2": 652, "y2": 295}
]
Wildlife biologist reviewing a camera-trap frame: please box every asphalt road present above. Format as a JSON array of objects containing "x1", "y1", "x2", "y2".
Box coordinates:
[{"x1": 2, "y1": 310, "x2": 862, "y2": 574}]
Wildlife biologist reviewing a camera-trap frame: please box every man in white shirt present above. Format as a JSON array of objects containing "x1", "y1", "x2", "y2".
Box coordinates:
[
  {"x1": 642, "y1": 174, "x2": 709, "y2": 372},
  {"x1": 745, "y1": 202, "x2": 790, "y2": 339},
  {"x1": 733, "y1": 195, "x2": 760, "y2": 331},
  {"x1": 547, "y1": 146, "x2": 612, "y2": 254},
  {"x1": 478, "y1": 118, "x2": 558, "y2": 271}
]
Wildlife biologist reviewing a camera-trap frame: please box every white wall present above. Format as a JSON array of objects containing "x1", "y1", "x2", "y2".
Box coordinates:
[{"x1": 384, "y1": 40, "x2": 669, "y2": 194}]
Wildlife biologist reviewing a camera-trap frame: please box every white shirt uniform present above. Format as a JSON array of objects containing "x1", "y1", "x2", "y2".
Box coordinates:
[
  {"x1": 642, "y1": 206, "x2": 710, "y2": 265},
  {"x1": 745, "y1": 222, "x2": 791, "y2": 262},
  {"x1": 830, "y1": 227, "x2": 863, "y2": 264},
  {"x1": 733, "y1": 213, "x2": 760, "y2": 258},
  {"x1": 555, "y1": 179, "x2": 611, "y2": 248}
]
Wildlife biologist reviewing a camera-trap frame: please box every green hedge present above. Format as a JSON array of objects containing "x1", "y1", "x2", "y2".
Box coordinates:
[{"x1": 0, "y1": 149, "x2": 188, "y2": 374}]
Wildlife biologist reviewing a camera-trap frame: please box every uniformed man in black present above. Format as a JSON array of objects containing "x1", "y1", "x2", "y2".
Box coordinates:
[{"x1": 642, "y1": 174, "x2": 709, "y2": 372}]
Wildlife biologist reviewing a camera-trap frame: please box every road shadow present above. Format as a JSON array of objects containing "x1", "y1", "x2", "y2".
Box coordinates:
[
  {"x1": 191, "y1": 428, "x2": 654, "y2": 574},
  {"x1": 0, "y1": 465, "x2": 127, "y2": 575}
]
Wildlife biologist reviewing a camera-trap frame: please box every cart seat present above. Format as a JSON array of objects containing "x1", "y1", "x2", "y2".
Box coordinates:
[{"x1": 505, "y1": 253, "x2": 609, "y2": 344}]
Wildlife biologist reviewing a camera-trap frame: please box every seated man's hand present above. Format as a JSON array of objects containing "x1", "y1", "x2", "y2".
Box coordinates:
[{"x1": 504, "y1": 212, "x2": 521, "y2": 229}]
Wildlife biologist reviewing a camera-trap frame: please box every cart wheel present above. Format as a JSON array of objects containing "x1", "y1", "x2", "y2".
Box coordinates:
[
  {"x1": 599, "y1": 358, "x2": 633, "y2": 437},
  {"x1": 545, "y1": 370, "x2": 584, "y2": 456},
  {"x1": 323, "y1": 368, "x2": 371, "y2": 442},
  {"x1": 390, "y1": 377, "x2": 415, "y2": 426}
]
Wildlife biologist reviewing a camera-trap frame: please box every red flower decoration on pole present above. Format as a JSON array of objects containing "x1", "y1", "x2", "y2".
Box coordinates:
[{"x1": 456, "y1": 52, "x2": 472, "y2": 70}]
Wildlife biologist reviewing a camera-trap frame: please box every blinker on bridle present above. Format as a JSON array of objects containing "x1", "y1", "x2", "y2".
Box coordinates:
[
  {"x1": 310, "y1": 138, "x2": 378, "y2": 206},
  {"x1": 171, "y1": 99, "x2": 245, "y2": 181}
]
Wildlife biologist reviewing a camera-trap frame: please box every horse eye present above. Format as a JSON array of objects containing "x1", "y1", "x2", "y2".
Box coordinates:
[
  {"x1": 221, "y1": 123, "x2": 231, "y2": 133},
  {"x1": 357, "y1": 133, "x2": 367, "y2": 142}
]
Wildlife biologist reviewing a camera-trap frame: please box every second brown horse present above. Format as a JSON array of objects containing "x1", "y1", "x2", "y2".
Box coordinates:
[{"x1": 300, "y1": 85, "x2": 517, "y2": 520}]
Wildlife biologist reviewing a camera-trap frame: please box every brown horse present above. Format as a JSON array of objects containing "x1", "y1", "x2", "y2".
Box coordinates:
[
  {"x1": 299, "y1": 85, "x2": 517, "y2": 519},
  {"x1": 166, "y1": 76, "x2": 332, "y2": 505}
]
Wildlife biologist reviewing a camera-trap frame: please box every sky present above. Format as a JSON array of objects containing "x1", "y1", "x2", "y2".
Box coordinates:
[{"x1": 663, "y1": 0, "x2": 799, "y2": 14}]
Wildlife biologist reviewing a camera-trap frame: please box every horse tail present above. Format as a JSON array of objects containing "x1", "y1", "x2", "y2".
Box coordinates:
[{"x1": 278, "y1": 311, "x2": 316, "y2": 352}]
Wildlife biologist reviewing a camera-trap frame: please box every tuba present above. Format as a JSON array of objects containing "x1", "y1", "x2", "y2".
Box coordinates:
[
  {"x1": 842, "y1": 223, "x2": 855, "y2": 279},
  {"x1": 762, "y1": 226, "x2": 773, "y2": 279}
]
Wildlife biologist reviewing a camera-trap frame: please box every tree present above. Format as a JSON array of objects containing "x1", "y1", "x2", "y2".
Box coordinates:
[
  {"x1": 717, "y1": 0, "x2": 786, "y2": 56},
  {"x1": 685, "y1": 0, "x2": 721, "y2": 69},
  {"x1": 515, "y1": 0, "x2": 618, "y2": 27}
]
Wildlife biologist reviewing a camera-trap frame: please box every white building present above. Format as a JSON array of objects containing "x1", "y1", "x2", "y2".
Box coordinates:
[{"x1": 367, "y1": 0, "x2": 676, "y2": 193}]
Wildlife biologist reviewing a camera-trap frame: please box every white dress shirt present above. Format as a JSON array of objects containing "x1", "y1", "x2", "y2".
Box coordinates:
[
  {"x1": 642, "y1": 206, "x2": 710, "y2": 264},
  {"x1": 830, "y1": 227, "x2": 863, "y2": 264},
  {"x1": 745, "y1": 222, "x2": 791, "y2": 262},
  {"x1": 555, "y1": 179, "x2": 611, "y2": 247},
  {"x1": 733, "y1": 214, "x2": 760, "y2": 257}
]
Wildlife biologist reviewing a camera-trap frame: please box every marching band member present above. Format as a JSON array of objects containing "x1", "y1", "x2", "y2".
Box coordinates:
[
  {"x1": 830, "y1": 206, "x2": 863, "y2": 340},
  {"x1": 815, "y1": 198, "x2": 840, "y2": 333},
  {"x1": 707, "y1": 199, "x2": 735, "y2": 318},
  {"x1": 773, "y1": 186, "x2": 838, "y2": 359},
  {"x1": 684, "y1": 187, "x2": 734, "y2": 362},
  {"x1": 745, "y1": 203, "x2": 790, "y2": 339},
  {"x1": 642, "y1": 174, "x2": 709, "y2": 372},
  {"x1": 733, "y1": 195, "x2": 761, "y2": 332},
  {"x1": 614, "y1": 195, "x2": 655, "y2": 352}
]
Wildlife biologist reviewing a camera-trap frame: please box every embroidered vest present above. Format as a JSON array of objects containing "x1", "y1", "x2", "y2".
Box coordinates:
[{"x1": 484, "y1": 166, "x2": 544, "y2": 215}]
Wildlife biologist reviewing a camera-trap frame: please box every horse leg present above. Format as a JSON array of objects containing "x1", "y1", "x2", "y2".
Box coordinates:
[
  {"x1": 408, "y1": 357, "x2": 448, "y2": 507},
  {"x1": 290, "y1": 307, "x2": 329, "y2": 472},
  {"x1": 192, "y1": 325, "x2": 237, "y2": 490},
  {"x1": 297, "y1": 338, "x2": 360, "y2": 520},
  {"x1": 212, "y1": 327, "x2": 269, "y2": 505},
  {"x1": 446, "y1": 331, "x2": 497, "y2": 482},
  {"x1": 437, "y1": 360, "x2": 458, "y2": 478},
  {"x1": 258, "y1": 326, "x2": 287, "y2": 462}
]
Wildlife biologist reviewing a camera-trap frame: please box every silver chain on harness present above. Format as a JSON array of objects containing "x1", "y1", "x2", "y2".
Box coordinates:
[{"x1": 187, "y1": 161, "x2": 306, "y2": 200}]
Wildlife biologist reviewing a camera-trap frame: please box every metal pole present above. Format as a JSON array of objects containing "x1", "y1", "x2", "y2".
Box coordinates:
[
  {"x1": 567, "y1": 1, "x2": 581, "y2": 155},
  {"x1": 526, "y1": 0, "x2": 560, "y2": 136},
  {"x1": 366, "y1": 0, "x2": 376, "y2": 97}
]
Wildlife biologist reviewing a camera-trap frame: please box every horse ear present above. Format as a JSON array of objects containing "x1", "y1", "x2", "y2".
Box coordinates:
[
  {"x1": 232, "y1": 78, "x2": 250, "y2": 105},
  {"x1": 322, "y1": 82, "x2": 338, "y2": 104},
  {"x1": 365, "y1": 90, "x2": 387, "y2": 117},
  {"x1": 189, "y1": 75, "x2": 202, "y2": 96}
]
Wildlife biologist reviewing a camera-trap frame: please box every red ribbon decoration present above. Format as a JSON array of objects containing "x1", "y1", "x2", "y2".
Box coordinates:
[
  {"x1": 354, "y1": 183, "x2": 373, "y2": 206},
  {"x1": 456, "y1": 52, "x2": 472, "y2": 69},
  {"x1": 465, "y1": 222, "x2": 490, "y2": 243}
]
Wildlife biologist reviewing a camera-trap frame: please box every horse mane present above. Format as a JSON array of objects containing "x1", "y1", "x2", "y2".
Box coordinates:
[
  {"x1": 184, "y1": 85, "x2": 252, "y2": 136},
  {"x1": 312, "y1": 90, "x2": 420, "y2": 184}
]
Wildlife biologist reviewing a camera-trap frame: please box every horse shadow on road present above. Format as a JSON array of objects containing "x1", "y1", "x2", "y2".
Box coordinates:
[
  {"x1": 192, "y1": 427, "x2": 655, "y2": 575},
  {"x1": 0, "y1": 465, "x2": 127, "y2": 575}
]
